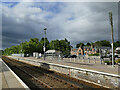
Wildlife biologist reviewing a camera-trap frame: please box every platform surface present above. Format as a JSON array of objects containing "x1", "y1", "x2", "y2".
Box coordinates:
[
  {"x1": 0, "y1": 58, "x2": 29, "y2": 89},
  {"x1": 9, "y1": 56, "x2": 120, "y2": 75}
]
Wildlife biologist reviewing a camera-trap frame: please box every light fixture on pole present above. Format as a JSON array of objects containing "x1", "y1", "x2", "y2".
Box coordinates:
[{"x1": 44, "y1": 27, "x2": 47, "y2": 60}]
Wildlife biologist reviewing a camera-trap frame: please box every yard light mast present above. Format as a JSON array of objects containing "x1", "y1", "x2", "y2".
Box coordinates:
[
  {"x1": 109, "y1": 12, "x2": 114, "y2": 67},
  {"x1": 44, "y1": 28, "x2": 47, "y2": 60}
]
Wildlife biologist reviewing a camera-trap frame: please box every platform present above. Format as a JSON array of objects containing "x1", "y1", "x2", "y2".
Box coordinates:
[
  {"x1": 9, "y1": 56, "x2": 119, "y2": 75},
  {"x1": 7, "y1": 56, "x2": 120, "y2": 89},
  {"x1": 0, "y1": 58, "x2": 29, "y2": 89}
]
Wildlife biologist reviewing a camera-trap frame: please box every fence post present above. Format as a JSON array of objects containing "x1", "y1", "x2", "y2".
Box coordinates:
[
  {"x1": 70, "y1": 58, "x2": 71, "y2": 62},
  {"x1": 100, "y1": 57, "x2": 102, "y2": 64},
  {"x1": 83, "y1": 57, "x2": 84, "y2": 62},
  {"x1": 88, "y1": 57, "x2": 90, "y2": 63},
  {"x1": 77, "y1": 57, "x2": 79, "y2": 63},
  {"x1": 94, "y1": 58, "x2": 96, "y2": 63},
  {"x1": 74, "y1": 58, "x2": 75, "y2": 62},
  {"x1": 52, "y1": 54, "x2": 53, "y2": 60}
]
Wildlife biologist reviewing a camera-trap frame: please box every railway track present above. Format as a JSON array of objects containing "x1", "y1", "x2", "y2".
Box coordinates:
[
  {"x1": 2, "y1": 56, "x2": 80, "y2": 89},
  {"x1": 2, "y1": 56, "x2": 109, "y2": 89}
]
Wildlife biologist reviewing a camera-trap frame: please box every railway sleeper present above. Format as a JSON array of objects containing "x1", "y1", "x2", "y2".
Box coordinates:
[
  {"x1": 3, "y1": 57, "x2": 80, "y2": 88},
  {"x1": 15, "y1": 66, "x2": 53, "y2": 89},
  {"x1": 23, "y1": 66, "x2": 79, "y2": 88}
]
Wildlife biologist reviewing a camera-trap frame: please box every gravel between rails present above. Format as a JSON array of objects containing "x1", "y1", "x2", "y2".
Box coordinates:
[{"x1": 2, "y1": 56, "x2": 80, "y2": 89}]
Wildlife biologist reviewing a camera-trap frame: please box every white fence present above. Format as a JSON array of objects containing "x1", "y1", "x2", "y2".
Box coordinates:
[{"x1": 12, "y1": 54, "x2": 24, "y2": 57}]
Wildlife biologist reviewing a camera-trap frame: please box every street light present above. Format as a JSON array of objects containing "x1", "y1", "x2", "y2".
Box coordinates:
[{"x1": 44, "y1": 28, "x2": 47, "y2": 60}]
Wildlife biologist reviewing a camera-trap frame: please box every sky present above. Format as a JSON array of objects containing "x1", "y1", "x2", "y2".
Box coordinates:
[{"x1": 1, "y1": 1, "x2": 119, "y2": 50}]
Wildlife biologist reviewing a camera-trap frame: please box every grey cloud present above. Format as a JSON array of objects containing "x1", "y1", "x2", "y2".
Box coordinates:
[{"x1": 2, "y1": 2, "x2": 118, "y2": 49}]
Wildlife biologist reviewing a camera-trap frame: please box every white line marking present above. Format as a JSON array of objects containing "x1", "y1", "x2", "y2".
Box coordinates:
[{"x1": 1, "y1": 58, "x2": 30, "y2": 90}]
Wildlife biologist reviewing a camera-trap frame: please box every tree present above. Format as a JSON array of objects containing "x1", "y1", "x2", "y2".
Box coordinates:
[
  {"x1": 59, "y1": 39, "x2": 71, "y2": 55},
  {"x1": 21, "y1": 41, "x2": 30, "y2": 54},
  {"x1": 21, "y1": 38, "x2": 43, "y2": 54},
  {"x1": 85, "y1": 42, "x2": 91, "y2": 46},
  {"x1": 76, "y1": 43, "x2": 84, "y2": 48},
  {"x1": 29, "y1": 38, "x2": 39, "y2": 53},
  {"x1": 4, "y1": 48, "x2": 11, "y2": 55},
  {"x1": 3, "y1": 37, "x2": 72, "y2": 56},
  {"x1": 49, "y1": 40, "x2": 60, "y2": 50},
  {"x1": 94, "y1": 40, "x2": 111, "y2": 47},
  {"x1": 49, "y1": 38, "x2": 71, "y2": 55},
  {"x1": 114, "y1": 41, "x2": 120, "y2": 49},
  {"x1": 49, "y1": 40, "x2": 55, "y2": 50}
]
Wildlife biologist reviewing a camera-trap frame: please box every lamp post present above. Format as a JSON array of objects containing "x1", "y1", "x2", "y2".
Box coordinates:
[
  {"x1": 21, "y1": 47, "x2": 22, "y2": 57},
  {"x1": 44, "y1": 28, "x2": 47, "y2": 60}
]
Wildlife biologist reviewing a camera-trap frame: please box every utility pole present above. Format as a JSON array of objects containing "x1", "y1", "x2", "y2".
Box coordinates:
[
  {"x1": 21, "y1": 40, "x2": 23, "y2": 57},
  {"x1": 109, "y1": 12, "x2": 114, "y2": 67},
  {"x1": 44, "y1": 28, "x2": 47, "y2": 60}
]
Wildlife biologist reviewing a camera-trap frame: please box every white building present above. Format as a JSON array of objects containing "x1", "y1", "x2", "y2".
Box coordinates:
[
  {"x1": 45, "y1": 50, "x2": 62, "y2": 58},
  {"x1": 33, "y1": 52, "x2": 42, "y2": 58},
  {"x1": 115, "y1": 47, "x2": 120, "y2": 57}
]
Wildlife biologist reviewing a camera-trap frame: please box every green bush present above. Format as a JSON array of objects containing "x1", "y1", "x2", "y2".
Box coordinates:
[
  {"x1": 115, "y1": 59, "x2": 120, "y2": 64},
  {"x1": 104, "y1": 60, "x2": 111, "y2": 65},
  {"x1": 107, "y1": 52, "x2": 110, "y2": 54},
  {"x1": 88, "y1": 53, "x2": 99, "y2": 56}
]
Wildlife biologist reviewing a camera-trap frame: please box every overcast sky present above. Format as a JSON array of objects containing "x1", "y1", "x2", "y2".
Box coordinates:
[{"x1": 1, "y1": 1, "x2": 119, "y2": 50}]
